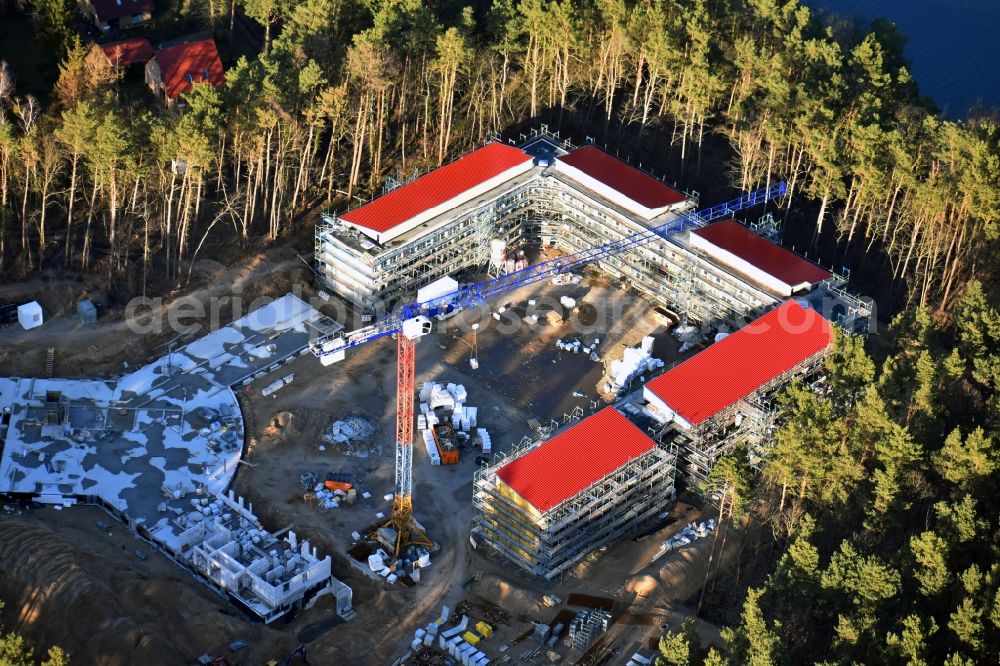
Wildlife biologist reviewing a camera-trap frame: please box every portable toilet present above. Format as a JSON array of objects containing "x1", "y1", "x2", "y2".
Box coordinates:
[
  {"x1": 77, "y1": 299, "x2": 97, "y2": 324},
  {"x1": 17, "y1": 301, "x2": 43, "y2": 330}
]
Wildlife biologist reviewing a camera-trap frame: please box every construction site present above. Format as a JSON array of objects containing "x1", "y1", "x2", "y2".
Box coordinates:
[{"x1": 0, "y1": 129, "x2": 874, "y2": 665}]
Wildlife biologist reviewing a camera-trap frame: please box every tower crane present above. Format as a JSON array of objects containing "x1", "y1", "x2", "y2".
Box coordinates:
[{"x1": 310, "y1": 181, "x2": 786, "y2": 558}]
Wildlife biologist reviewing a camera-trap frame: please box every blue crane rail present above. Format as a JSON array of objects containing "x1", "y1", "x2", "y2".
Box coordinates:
[{"x1": 314, "y1": 181, "x2": 786, "y2": 355}]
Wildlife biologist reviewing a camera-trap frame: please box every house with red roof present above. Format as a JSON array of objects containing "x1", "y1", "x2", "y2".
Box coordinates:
[
  {"x1": 339, "y1": 142, "x2": 535, "y2": 245},
  {"x1": 79, "y1": 0, "x2": 153, "y2": 32},
  {"x1": 472, "y1": 406, "x2": 676, "y2": 579},
  {"x1": 99, "y1": 37, "x2": 154, "y2": 69},
  {"x1": 316, "y1": 141, "x2": 538, "y2": 305},
  {"x1": 553, "y1": 145, "x2": 689, "y2": 220},
  {"x1": 689, "y1": 220, "x2": 832, "y2": 296},
  {"x1": 316, "y1": 139, "x2": 700, "y2": 310},
  {"x1": 643, "y1": 299, "x2": 833, "y2": 483},
  {"x1": 145, "y1": 38, "x2": 225, "y2": 107},
  {"x1": 315, "y1": 134, "x2": 871, "y2": 341}
]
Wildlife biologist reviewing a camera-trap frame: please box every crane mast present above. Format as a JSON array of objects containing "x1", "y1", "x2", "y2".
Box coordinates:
[
  {"x1": 389, "y1": 333, "x2": 432, "y2": 555},
  {"x1": 311, "y1": 181, "x2": 786, "y2": 559}
]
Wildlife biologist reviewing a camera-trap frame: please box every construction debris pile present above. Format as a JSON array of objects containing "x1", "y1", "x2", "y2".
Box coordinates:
[
  {"x1": 368, "y1": 547, "x2": 431, "y2": 585},
  {"x1": 555, "y1": 337, "x2": 601, "y2": 362},
  {"x1": 304, "y1": 472, "x2": 363, "y2": 510},
  {"x1": 662, "y1": 519, "x2": 718, "y2": 552},
  {"x1": 321, "y1": 415, "x2": 376, "y2": 454},
  {"x1": 606, "y1": 336, "x2": 665, "y2": 394},
  {"x1": 551, "y1": 273, "x2": 583, "y2": 286},
  {"x1": 418, "y1": 382, "x2": 491, "y2": 466},
  {"x1": 410, "y1": 605, "x2": 494, "y2": 665},
  {"x1": 673, "y1": 323, "x2": 702, "y2": 353}
]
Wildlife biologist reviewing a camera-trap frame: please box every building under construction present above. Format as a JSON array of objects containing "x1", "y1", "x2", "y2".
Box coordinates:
[
  {"x1": 642, "y1": 299, "x2": 834, "y2": 486},
  {"x1": 316, "y1": 130, "x2": 867, "y2": 577},
  {"x1": 470, "y1": 300, "x2": 834, "y2": 575},
  {"x1": 471, "y1": 406, "x2": 677, "y2": 580},
  {"x1": 316, "y1": 131, "x2": 871, "y2": 332}
]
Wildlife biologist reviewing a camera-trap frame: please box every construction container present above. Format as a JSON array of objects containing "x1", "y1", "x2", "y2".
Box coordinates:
[
  {"x1": 475, "y1": 621, "x2": 493, "y2": 638},
  {"x1": 462, "y1": 631, "x2": 480, "y2": 646},
  {"x1": 77, "y1": 299, "x2": 97, "y2": 324},
  {"x1": 324, "y1": 480, "x2": 353, "y2": 492},
  {"x1": 459, "y1": 643, "x2": 476, "y2": 664},
  {"x1": 433, "y1": 425, "x2": 460, "y2": 465},
  {"x1": 17, "y1": 301, "x2": 43, "y2": 330}
]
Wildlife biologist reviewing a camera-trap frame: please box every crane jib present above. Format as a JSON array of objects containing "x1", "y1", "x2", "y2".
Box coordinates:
[{"x1": 315, "y1": 181, "x2": 785, "y2": 355}]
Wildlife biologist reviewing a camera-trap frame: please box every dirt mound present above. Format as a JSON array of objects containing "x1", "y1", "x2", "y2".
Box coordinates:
[
  {"x1": 0, "y1": 517, "x2": 292, "y2": 665},
  {"x1": 264, "y1": 410, "x2": 297, "y2": 436},
  {"x1": 260, "y1": 410, "x2": 316, "y2": 447}
]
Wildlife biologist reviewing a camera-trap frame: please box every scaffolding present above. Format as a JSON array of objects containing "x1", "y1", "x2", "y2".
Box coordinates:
[
  {"x1": 471, "y1": 421, "x2": 678, "y2": 580},
  {"x1": 316, "y1": 180, "x2": 539, "y2": 309},
  {"x1": 749, "y1": 212, "x2": 781, "y2": 242},
  {"x1": 314, "y1": 137, "x2": 789, "y2": 333},
  {"x1": 815, "y1": 272, "x2": 875, "y2": 334},
  {"x1": 665, "y1": 347, "x2": 828, "y2": 487},
  {"x1": 567, "y1": 609, "x2": 612, "y2": 650}
]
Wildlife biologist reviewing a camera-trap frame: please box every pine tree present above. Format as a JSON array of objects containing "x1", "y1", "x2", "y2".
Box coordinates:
[
  {"x1": 720, "y1": 588, "x2": 782, "y2": 666},
  {"x1": 820, "y1": 541, "x2": 901, "y2": 652},
  {"x1": 885, "y1": 614, "x2": 937, "y2": 666},
  {"x1": 909, "y1": 531, "x2": 951, "y2": 597},
  {"x1": 33, "y1": 0, "x2": 75, "y2": 57},
  {"x1": 932, "y1": 427, "x2": 996, "y2": 490},
  {"x1": 656, "y1": 629, "x2": 690, "y2": 666}
]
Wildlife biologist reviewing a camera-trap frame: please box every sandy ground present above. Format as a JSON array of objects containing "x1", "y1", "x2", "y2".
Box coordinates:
[
  {"x1": 224, "y1": 270, "x2": 728, "y2": 664},
  {"x1": 0, "y1": 504, "x2": 298, "y2": 665},
  {"x1": 0, "y1": 248, "x2": 314, "y2": 378},
  {"x1": 0, "y1": 259, "x2": 741, "y2": 664}
]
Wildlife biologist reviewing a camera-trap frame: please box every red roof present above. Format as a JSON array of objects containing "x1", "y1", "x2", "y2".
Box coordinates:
[
  {"x1": 560, "y1": 146, "x2": 687, "y2": 209},
  {"x1": 341, "y1": 143, "x2": 532, "y2": 235},
  {"x1": 101, "y1": 38, "x2": 153, "y2": 67},
  {"x1": 693, "y1": 220, "x2": 832, "y2": 287},
  {"x1": 496, "y1": 407, "x2": 656, "y2": 513},
  {"x1": 154, "y1": 39, "x2": 225, "y2": 100},
  {"x1": 645, "y1": 301, "x2": 833, "y2": 427},
  {"x1": 90, "y1": 0, "x2": 153, "y2": 22}
]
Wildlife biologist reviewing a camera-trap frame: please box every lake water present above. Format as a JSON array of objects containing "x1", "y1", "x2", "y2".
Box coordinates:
[{"x1": 806, "y1": 0, "x2": 1000, "y2": 118}]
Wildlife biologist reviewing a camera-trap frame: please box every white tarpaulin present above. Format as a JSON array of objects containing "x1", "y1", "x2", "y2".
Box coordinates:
[{"x1": 417, "y1": 276, "x2": 459, "y2": 305}]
